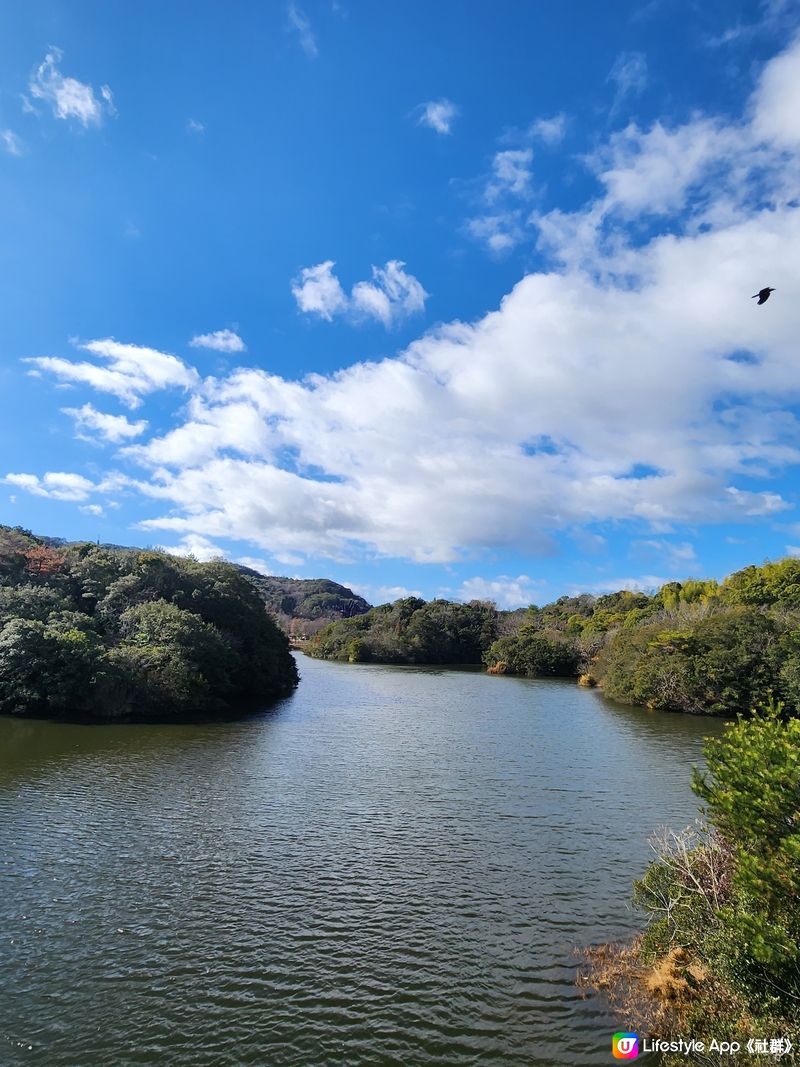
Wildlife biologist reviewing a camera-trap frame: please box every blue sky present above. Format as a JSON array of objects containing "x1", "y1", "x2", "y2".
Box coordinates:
[{"x1": 3, "y1": 1, "x2": 800, "y2": 608}]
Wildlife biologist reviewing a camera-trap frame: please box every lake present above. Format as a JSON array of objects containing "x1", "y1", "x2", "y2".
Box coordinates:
[{"x1": 0, "y1": 654, "x2": 723, "y2": 1065}]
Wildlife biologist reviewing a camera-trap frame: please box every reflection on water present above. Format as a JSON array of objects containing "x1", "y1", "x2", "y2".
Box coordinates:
[{"x1": 0, "y1": 655, "x2": 722, "y2": 1065}]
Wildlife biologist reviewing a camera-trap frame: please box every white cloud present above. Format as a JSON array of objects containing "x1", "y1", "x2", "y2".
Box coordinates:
[
  {"x1": 466, "y1": 212, "x2": 525, "y2": 254},
  {"x1": 292, "y1": 261, "x2": 348, "y2": 320},
  {"x1": 750, "y1": 36, "x2": 800, "y2": 148},
  {"x1": 17, "y1": 37, "x2": 800, "y2": 569},
  {"x1": 417, "y1": 99, "x2": 458, "y2": 135},
  {"x1": 458, "y1": 575, "x2": 542, "y2": 609},
  {"x1": 1, "y1": 130, "x2": 23, "y2": 156},
  {"x1": 351, "y1": 262, "x2": 428, "y2": 326},
  {"x1": 528, "y1": 113, "x2": 567, "y2": 146},
  {"x1": 28, "y1": 48, "x2": 113, "y2": 127},
  {"x1": 187, "y1": 118, "x2": 205, "y2": 134},
  {"x1": 4, "y1": 471, "x2": 95, "y2": 501},
  {"x1": 468, "y1": 143, "x2": 536, "y2": 253},
  {"x1": 236, "y1": 555, "x2": 277, "y2": 574},
  {"x1": 293, "y1": 260, "x2": 427, "y2": 326},
  {"x1": 159, "y1": 535, "x2": 228, "y2": 562},
  {"x1": 535, "y1": 36, "x2": 800, "y2": 270},
  {"x1": 62, "y1": 403, "x2": 148, "y2": 443},
  {"x1": 127, "y1": 188, "x2": 800, "y2": 564},
  {"x1": 287, "y1": 3, "x2": 318, "y2": 58},
  {"x1": 27, "y1": 339, "x2": 199, "y2": 408},
  {"x1": 486, "y1": 149, "x2": 534, "y2": 202},
  {"x1": 189, "y1": 329, "x2": 246, "y2": 353},
  {"x1": 347, "y1": 583, "x2": 423, "y2": 605},
  {"x1": 79, "y1": 504, "x2": 104, "y2": 516}
]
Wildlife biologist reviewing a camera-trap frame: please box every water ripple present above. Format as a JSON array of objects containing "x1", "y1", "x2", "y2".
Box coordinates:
[{"x1": 0, "y1": 656, "x2": 720, "y2": 1066}]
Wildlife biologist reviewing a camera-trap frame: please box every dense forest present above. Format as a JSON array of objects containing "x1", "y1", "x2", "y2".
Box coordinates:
[
  {"x1": 307, "y1": 596, "x2": 499, "y2": 665},
  {"x1": 0, "y1": 525, "x2": 298, "y2": 721},
  {"x1": 236, "y1": 568, "x2": 370, "y2": 638},
  {"x1": 309, "y1": 558, "x2": 800, "y2": 717}
]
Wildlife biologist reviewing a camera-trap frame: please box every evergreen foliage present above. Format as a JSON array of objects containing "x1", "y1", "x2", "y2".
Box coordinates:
[
  {"x1": 0, "y1": 525, "x2": 298, "y2": 720},
  {"x1": 308, "y1": 597, "x2": 498, "y2": 664}
]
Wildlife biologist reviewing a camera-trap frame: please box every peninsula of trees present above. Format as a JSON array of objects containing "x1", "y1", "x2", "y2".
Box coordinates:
[
  {"x1": 0, "y1": 525, "x2": 298, "y2": 721},
  {"x1": 308, "y1": 558, "x2": 800, "y2": 717}
]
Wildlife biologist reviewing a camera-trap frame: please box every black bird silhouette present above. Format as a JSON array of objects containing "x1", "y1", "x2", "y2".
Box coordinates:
[{"x1": 752, "y1": 286, "x2": 776, "y2": 305}]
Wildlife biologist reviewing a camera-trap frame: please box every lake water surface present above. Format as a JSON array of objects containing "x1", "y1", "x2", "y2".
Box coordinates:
[{"x1": 0, "y1": 654, "x2": 723, "y2": 1066}]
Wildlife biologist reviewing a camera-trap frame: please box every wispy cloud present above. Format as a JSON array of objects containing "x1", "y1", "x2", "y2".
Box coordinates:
[
  {"x1": 189, "y1": 329, "x2": 246, "y2": 353},
  {"x1": 1, "y1": 129, "x2": 23, "y2": 156},
  {"x1": 293, "y1": 260, "x2": 427, "y2": 327},
  {"x1": 28, "y1": 47, "x2": 114, "y2": 127},
  {"x1": 287, "y1": 3, "x2": 318, "y2": 58},
  {"x1": 631, "y1": 538, "x2": 698, "y2": 571},
  {"x1": 485, "y1": 148, "x2": 534, "y2": 202},
  {"x1": 528, "y1": 113, "x2": 567, "y2": 145},
  {"x1": 186, "y1": 118, "x2": 205, "y2": 134},
  {"x1": 607, "y1": 51, "x2": 648, "y2": 114},
  {"x1": 466, "y1": 211, "x2": 525, "y2": 255},
  {"x1": 417, "y1": 98, "x2": 458, "y2": 135}
]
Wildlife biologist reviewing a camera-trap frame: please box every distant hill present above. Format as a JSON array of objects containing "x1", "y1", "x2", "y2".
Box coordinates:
[
  {"x1": 234, "y1": 568, "x2": 371, "y2": 638},
  {"x1": 36, "y1": 531, "x2": 371, "y2": 637}
]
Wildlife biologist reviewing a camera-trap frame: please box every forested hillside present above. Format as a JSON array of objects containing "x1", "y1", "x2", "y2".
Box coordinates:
[
  {"x1": 236, "y1": 569, "x2": 370, "y2": 637},
  {"x1": 307, "y1": 597, "x2": 499, "y2": 665},
  {"x1": 0, "y1": 525, "x2": 298, "y2": 720},
  {"x1": 310, "y1": 558, "x2": 800, "y2": 717}
]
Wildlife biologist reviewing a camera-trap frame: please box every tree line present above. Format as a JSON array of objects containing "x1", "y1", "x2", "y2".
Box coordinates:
[
  {"x1": 308, "y1": 558, "x2": 800, "y2": 717},
  {"x1": 0, "y1": 525, "x2": 298, "y2": 720}
]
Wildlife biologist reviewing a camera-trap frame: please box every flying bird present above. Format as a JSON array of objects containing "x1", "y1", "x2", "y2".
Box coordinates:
[{"x1": 752, "y1": 286, "x2": 775, "y2": 305}]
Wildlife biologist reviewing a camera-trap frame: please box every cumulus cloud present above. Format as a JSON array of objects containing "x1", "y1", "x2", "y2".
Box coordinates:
[
  {"x1": 29, "y1": 48, "x2": 114, "y2": 127},
  {"x1": 27, "y1": 339, "x2": 199, "y2": 408},
  {"x1": 63, "y1": 403, "x2": 148, "y2": 443},
  {"x1": 4, "y1": 471, "x2": 95, "y2": 501},
  {"x1": 287, "y1": 3, "x2": 318, "y2": 58},
  {"x1": 291, "y1": 261, "x2": 348, "y2": 320},
  {"x1": 536, "y1": 35, "x2": 800, "y2": 269},
  {"x1": 351, "y1": 262, "x2": 428, "y2": 326},
  {"x1": 16, "y1": 37, "x2": 800, "y2": 569},
  {"x1": 189, "y1": 329, "x2": 246, "y2": 353},
  {"x1": 417, "y1": 98, "x2": 458, "y2": 135},
  {"x1": 293, "y1": 260, "x2": 427, "y2": 326}
]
